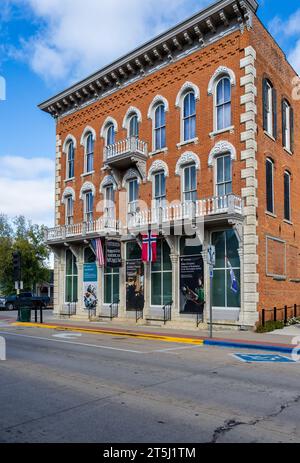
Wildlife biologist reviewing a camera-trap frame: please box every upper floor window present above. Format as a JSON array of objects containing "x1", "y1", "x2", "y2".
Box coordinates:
[
  {"x1": 183, "y1": 92, "x2": 196, "y2": 142},
  {"x1": 106, "y1": 124, "x2": 115, "y2": 146},
  {"x1": 129, "y1": 115, "x2": 139, "y2": 138},
  {"x1": 65, "y1": 195, "x2": 74, "y2": 225},
  {"x1": 67, "y1": 141, "x2": 75, "y2": 179},
  {"x1": 284, "y1": 171, "x2": 291, "y2": 222},
  {"x1": 84, "y1": 132, "x2": 94, "y2": 173},
  {"x1": 154, "y1": 171, "x2": 166, "y2": 206},
  {"x1": 183, "y1": 164, "x2": 197, "y2": 203},
  {"x1": 216, "y1": 77, "x2": 231, "y2": 131},
  {"x1": 128, "y1": 178, "x2": 139, "y2": 214},
  {"x1": 104, "y1": 185, "x2": 115, "y2": 219},
  {"x1": 282, "y1": 99, "x2": 294, "y2": 153},
  {"x1": 84, "y1": 191, "x2": 94, "y2": 223},
  {"x1": 154, "y1": 104, "x2": 166, "y2": 151},
  {"x1": 266, "y1": 158, "x2": 274, "y2": 214},
  {"x1": 263, "y1": 78, "x2": 277, "y2": 138},
  {"x1": 216, "y1": 154, "x2": 232, "y2": 197}
]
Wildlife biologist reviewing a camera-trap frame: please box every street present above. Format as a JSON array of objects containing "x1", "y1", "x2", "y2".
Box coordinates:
[{"x1": 0, "y1": 318, "x2": 300, "y2": 443}]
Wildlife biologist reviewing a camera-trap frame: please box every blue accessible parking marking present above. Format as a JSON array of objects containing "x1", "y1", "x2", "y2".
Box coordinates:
[{"x1": 233, "y1": 353, "x2": 296, "y2": 363}]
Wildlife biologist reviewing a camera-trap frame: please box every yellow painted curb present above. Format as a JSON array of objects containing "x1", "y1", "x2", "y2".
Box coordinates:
[{"x1": 12, "y1": 322, "x2": 204, "y2": 346}]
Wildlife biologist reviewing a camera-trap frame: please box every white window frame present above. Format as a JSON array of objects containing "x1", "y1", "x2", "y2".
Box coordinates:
[
  {"x1": 84, "y1": 191, "x2": 94, "y2": 223},
  {"x1": 215, "y1": 76, "x2": 232, "y2": 132},
  {"x1": 84, "y1": 132, "x2": 94, "y2": 174},
  {"x1": 104, "y1": 185, "x2": 115, "y2": 219},
  {"x1": 65, "y1": 195, "x2": 74, "y2": 225},
  {"x1": 182, "y1": 91, "x2": 197, "y2": 143},
  {"x1": 127, "y1": 178, "x2": 139, "y2": 214},
  {"x1": 283, "y1": 100, "x2": 291, "y2": 151},
  {"x1": 182, "y1": 164, "x2": 197, "y2": 203},
  {"x1": 215, "y1": 154, "x2": 233, "y2": 198},
  {"x1": 67, "y1": 141, "x2": 75, "y2": 180},
  {"x1": 147, "y1": 95, "x2": 169, "y2": 154},
  {"x1": 284, "y1": 171, "x2": 291, "y2": 222},
  {"x1": 266, "y1": 158, "x2": 275, "y2": 214},
  {"x1": 153, "y1": 171, "x2": 166, "y2": 206},
  {"x1": 266, "y1": 81, "x2": 274, "y2": 137}
]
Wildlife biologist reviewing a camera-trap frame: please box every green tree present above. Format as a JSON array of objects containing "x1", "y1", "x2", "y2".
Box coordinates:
[{"x1": 0, "y1": 215, "x2": 50, "y2": 295}]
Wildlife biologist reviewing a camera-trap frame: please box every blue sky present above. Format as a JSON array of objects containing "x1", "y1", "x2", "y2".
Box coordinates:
[{"x1": 0, "y1": 0, "x2": 299, "y2": 226}]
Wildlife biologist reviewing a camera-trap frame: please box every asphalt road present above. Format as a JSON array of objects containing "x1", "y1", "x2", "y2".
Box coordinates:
[{"x1": 0, "y1": 319, "x2": 300, "y2": 443}]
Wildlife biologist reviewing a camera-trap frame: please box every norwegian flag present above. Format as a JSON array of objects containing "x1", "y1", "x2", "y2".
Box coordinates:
[{"x1": 142, "y1": 233, "x2": 158, "y2": 263}]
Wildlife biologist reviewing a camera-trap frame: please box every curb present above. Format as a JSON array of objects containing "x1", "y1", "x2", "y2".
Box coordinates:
[
  {"x1": 203, "y1": 339, "x2": 295, "y2": 354},
  {"x1": 12, "y1": 322, "x2": 204, "y2": 346}
]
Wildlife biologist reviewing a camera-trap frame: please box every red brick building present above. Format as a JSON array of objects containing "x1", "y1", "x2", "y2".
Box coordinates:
[{"x1": 40, "y1": 0, "x2": 300, "y2": 329}]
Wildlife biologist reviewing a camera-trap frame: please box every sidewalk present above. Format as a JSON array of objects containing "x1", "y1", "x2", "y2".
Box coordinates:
[{"x1": 11, "y1": 311, "x2": 300, "y2": 354}]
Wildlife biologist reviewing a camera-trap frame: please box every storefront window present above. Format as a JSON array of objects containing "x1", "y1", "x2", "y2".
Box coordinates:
[
  {"x1": 151, "y1": 240, "x2": 172, "y2": 306},
  {"x1": 84, "y1": 247, "x2": 96, "y2": 263},
  {"x1": 104, "y1": 267, "x2": 119, "y2": 304},
  {"x1": 65, "y1": 250, "x2": 78, "y2": 303},
  {"x1": 126, "y1": 242, "x2": 144, "y2": 311},
  {"x1": 180, "y1": 237, "x2": 204, "y2": 313},
  {"x1": 211, "y1": 230, "x2": 240, "y2": 309}
]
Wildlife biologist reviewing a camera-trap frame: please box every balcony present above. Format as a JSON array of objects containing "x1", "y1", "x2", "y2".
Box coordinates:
[
  {"x1": 127, "y1": 194, "x2": 243, "y2": 231},
  {"x1": 104, "y1": 136, "x2": 148, "y2": 170},
  {"x1": 46, "y1": 217, "x2": 120, "y2": 244}
]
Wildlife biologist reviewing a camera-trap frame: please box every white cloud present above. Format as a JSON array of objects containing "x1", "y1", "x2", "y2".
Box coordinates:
[
  {"x1": 9, "y1": 0, "x2": 211, "y2": 83},
  {"x1": 0, "y1": 156, "x2": 54, "y2": 226}
]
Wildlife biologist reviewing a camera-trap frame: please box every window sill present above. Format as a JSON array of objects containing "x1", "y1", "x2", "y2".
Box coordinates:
[
  {"x1": 176, "y1": 138, "x2": 199, "y2": 149},
  {"x1": 265, "y1": 211, "x2": 277, "y2": 218},
  {"x1": 264, "y1": 131, "x2": 276, "y2": 142},
  {"x1": 149, "y1": 148, "x2": 168, "y2": 157},
  {"x1": 81, "y1": 171, "x2": 95, "y2": 178},
  {"x1": 283, "y1": 219, "x2": 293, "y2": 226},
  {"x1": 209, "y1": 126, "x2": 234, "y2": 138},
  {"x1": 64, "y1": 177, "x2": 75, "y2": 184},
  {"x1": 283, "y1": 147, "x2": 293, "y2": 156}
]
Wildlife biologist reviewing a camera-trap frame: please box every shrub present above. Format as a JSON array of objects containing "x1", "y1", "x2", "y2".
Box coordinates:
[{"x1": 256, "y1": 320, "x2": 285, "y2": 333}]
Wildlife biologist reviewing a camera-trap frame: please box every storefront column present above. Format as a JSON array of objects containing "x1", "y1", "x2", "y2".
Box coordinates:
[
  {"x1": 69, "y1": 245, "x2": 85, "y2": 317},
  {"x1": 119, "y1": 257, "x2": 127, "y2": 319},
  {"x1": 201, "y1": 240, "x2": 210, "y2": 324},
  {"x1": 55, "y1": 248, "x2": 65, "y2": 316},
  {"x1": 96, "y1": 263, "x2": 103, "y2": 317},
  {"x1": 170, "y1": 254, "x2": 179, "y2": 319},
  {"x1": 144, "y1": 262, "x2": 151, "y2": 319}
]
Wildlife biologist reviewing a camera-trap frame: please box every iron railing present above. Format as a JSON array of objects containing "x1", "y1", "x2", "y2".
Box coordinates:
[
  {"x1": 162, "y1": 301, "x2": 173, "y2": 325},
  {"x1": 60, "y1": 302, "x2": 77, "y2": 318},
  {"x1": 261, "y1": 304, "x2": 300, "y2": 326},
  {"x1": 104, "y1": 136, "x2": 148, "y2": 162}
]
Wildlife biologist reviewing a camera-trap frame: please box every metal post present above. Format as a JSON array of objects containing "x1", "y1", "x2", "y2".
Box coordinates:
[
  {"x1": 35, "y1": 309, "x2": 37, "y2": 323},
  {"x1": 40, "y1": 308, "x2": 43, "y2": 324},
  {"x1": 294, "y1": 304, "x2": 297, "y2": 318},
  {"x1": 209, "y1": 266, "x2": 213, "y2": 339},
  {"x1": 284, "y1": 305, "x2": 288, "y2": 324},
  {"x1": 274, "y1": 307, "x2": 277, "y2": 322},
  {"x1": 262, "y1": 309, "x2": 265, "y2": 327}
]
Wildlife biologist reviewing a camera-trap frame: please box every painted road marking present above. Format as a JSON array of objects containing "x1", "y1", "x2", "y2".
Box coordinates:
[
  {"x1": 233, "y1": 353, "x2": 296, "y2": 363},
  {"x1": 53, "y1": 333, "x2": 82, "y2": 339}
]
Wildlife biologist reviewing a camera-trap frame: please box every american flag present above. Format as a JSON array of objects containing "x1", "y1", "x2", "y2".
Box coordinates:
[{"x1": 91, "y1": 239, "x2": 105, "y2": 266}]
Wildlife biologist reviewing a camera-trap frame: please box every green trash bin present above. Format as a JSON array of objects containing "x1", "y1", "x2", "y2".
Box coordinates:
[{"x1": 19, "y1": 308, "x2": 31, "y2": 323}]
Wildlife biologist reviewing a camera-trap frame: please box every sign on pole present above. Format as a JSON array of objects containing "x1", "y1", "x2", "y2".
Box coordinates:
[{"x1": 207, "y1": 245, "x2": 216, "y2": 339}]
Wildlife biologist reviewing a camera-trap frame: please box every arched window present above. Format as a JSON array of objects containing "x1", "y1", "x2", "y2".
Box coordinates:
[
  {"x1": 183, "y1": 164, "x2": 197, "y2": 203},
  {"x1": 263, "y1": 78, "x2": 277, "y2": 138},
  {"x1": 183, "y1": 92, "x2": 196, "y2": 141},
  {"x1": 266, "y1": 158, "x2": 274, "y2": 214},
  {"x1": 216, "y1": 154, "x2": 232, "y2": 197},
  {"x1": 65, "y1": 195, "x2": 74, "y2": 225},
  {"x1": 128, "y1": 178, "x2": 139, "y2": 214},
  {"x1": 84, "y1": 191, "x2": 94, "y2": 223},
  {"x1": 85, "y1": 132, "x2": 94, "y2": 173},
  {"x1": 282, "y1": 99, "x2": 294, "y2": 152},
  {"x1": 106, "y1": 124, "x2": 115, "y2": 146},
  {"x1": 104, "y1": 184, "x2": 115, "y2": 219},
  {"x1": 284, "y1": 171, "x2": 291, "y2": 222},
  {"x1": 67, "y1": 141, "x2": 75, "y2": 179},
  {"x1": 153, "y1": 171, "x2": 166, "y2": 206},
  {"x1": 129, "y1": 114, "x2": 139, "y2": 137},
  {"x1": 65, "y1": 250, "x2": 78, "y2": 303},
  {"x1": 216, "y1": 77, "x2": 231, "y2": 131},
  {"x1": 154, "y1": 104, "x2": 166, "y2": 151}
]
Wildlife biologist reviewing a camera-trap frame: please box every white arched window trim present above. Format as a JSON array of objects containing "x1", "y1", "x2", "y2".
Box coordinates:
[
  {"x1": 122, "y1": 107, "x2": 142, "y2": 133},
  {"x1": 147, "y1": 160, "x2": 169, "y2": 181},
  {"x1": 208, "y1": 141, "x2": 237, "y2": 167},
  {"x1": 80, "y1": 126, "x2": 96, "y2": 146},
  {"x1": 207, "y1": 66, "x2": 236, "y2": 96},
  {"x1": 122, "y1": 168, "x2": 142, "y2": 188},
  {"x1": 79, "y1": 182, "x2": 96, "y2": 200},
  {"x1": 147, "y1": 95, "x2": 169, "y2": 154},
  {"x1": 61, "y1": 187, "x2": 76, "y2": 204},
  {"x1": 100, "y1": 117, "x2": 118, "y2": 139},
  {"x1": 175, "y1": 151, "x2": 201, "y2": 176},
  {"x1": 100, "y1": 175, "x2": 118, "y2": 194},
  {"x1": 62, "y1": 134, "x2": 77, "y2": 154}
]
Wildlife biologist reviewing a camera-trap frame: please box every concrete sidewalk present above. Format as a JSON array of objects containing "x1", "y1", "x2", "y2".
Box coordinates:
[{"x1": 10, "y1": 311, "x2": 300, "y2": 354}]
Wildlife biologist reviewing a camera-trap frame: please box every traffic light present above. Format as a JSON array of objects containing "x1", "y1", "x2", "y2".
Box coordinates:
[{"x1": 12, "y1": 251, "x2": 21, "y2": 282}]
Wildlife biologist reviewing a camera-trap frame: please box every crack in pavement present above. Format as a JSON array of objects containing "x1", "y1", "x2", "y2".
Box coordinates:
[{"x1": 211, "y1": 394, "x2": 300, "y2": 443}]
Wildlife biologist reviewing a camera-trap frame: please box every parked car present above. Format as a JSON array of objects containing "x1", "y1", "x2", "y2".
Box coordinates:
[
  {"x1": 5, "y1": 292, "x2": 50, "y2": 311},
  {"x1": 0, "y1": 296, "x2": 6, "y2": 310}
]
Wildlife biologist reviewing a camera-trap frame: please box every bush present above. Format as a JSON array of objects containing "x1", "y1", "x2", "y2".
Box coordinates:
[
  {"x1": 256, "y1": 320, "x2": 285, "y2": 333},
  {"x1": 286, "y1": 317, "x2": 300, "y2": 326}
]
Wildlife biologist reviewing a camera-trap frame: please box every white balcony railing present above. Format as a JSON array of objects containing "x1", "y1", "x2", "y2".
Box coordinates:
[
  {"x1": 46, "y1": 217, "x2": 119, "y2": 242},
  {"x1": 104, "y1": 137, "x2": 148, "y2": 162},
  {"x1": 128, "y1": 194, "x2": 243, "y2": 229}
]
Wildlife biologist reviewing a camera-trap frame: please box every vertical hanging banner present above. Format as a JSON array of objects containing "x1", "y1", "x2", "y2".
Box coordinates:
[
  {"x1": 180, "y1": 255, "x2": 204, "y2": 313},
  {"x1": 126, "y1": 259, "x2": 144, "y2": 311},
  {"x1": 83, "y1": 263, "x2": 98, "y2": 310},
  {"x1": 106, "y1": 240, "x2": 122, "y2": 268},
  {"x1": 142, "y1": 233, "x2": 158, "y2": 263}
]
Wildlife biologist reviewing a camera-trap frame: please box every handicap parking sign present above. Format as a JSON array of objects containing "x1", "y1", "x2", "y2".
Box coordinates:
[{"x1": 233, "y1": 353, "x2": 296, "y2": 363}]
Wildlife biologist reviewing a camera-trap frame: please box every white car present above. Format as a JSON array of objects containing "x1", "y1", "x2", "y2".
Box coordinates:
[{"x1": 0, "y1": 296, "x2": 6, "y2": 310}]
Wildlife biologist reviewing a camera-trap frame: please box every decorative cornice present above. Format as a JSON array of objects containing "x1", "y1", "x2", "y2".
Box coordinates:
[{"x1": 38, "y1": 0, "x2": 258, "y2": 119}]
